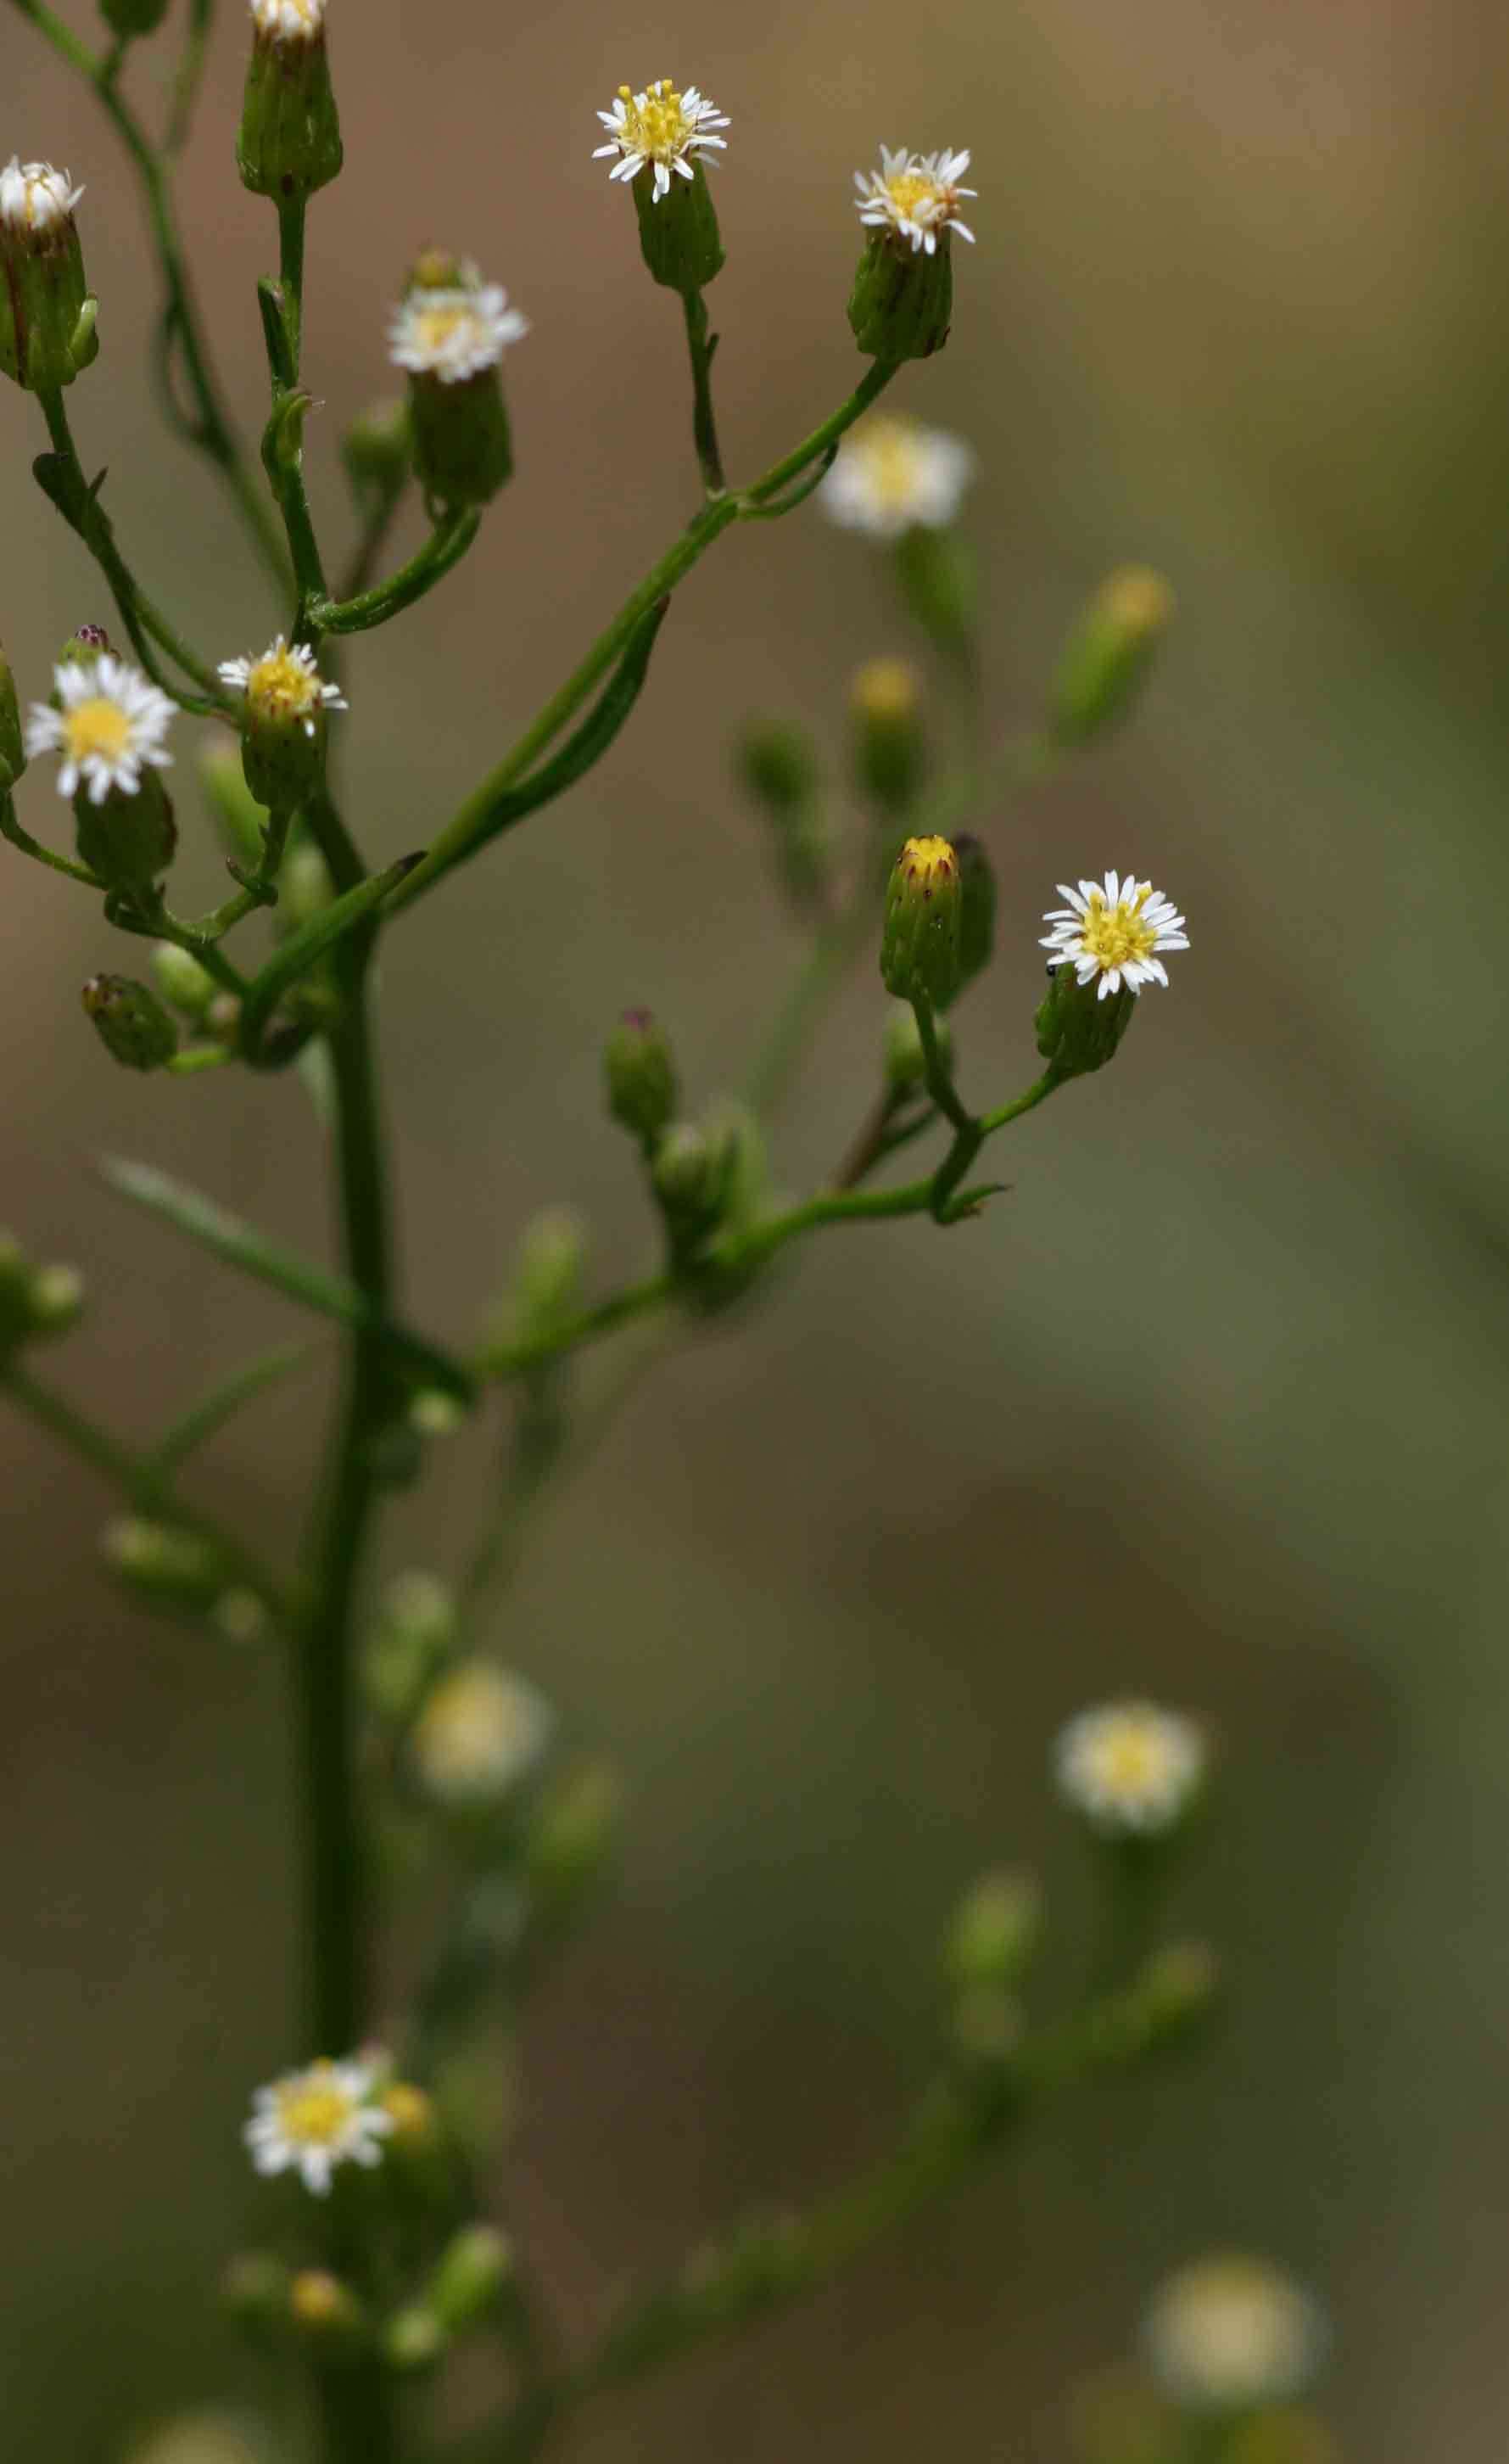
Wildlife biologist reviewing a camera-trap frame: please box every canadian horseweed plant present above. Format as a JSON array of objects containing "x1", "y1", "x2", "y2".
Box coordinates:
[{"x1": 3, "y1": 5, "x2": 1333, "y2": 2461}]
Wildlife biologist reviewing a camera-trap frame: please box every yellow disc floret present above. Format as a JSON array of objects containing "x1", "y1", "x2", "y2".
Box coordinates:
[
  {"x1": 63, "y1": 697, "x2": 133, "y2": 768},
  {"x1": 617, "y1": 79, "x2": 696, "y2": 165},
  {"x1": 274, "y1": 2064, "x2": 358, "y2": 2148},
  {"x1": 246, "y1": 641, "x2": 323, "y2": 725},
  {"x1": 1074, "y1": 883, "x2": 1160, "y2": 973}
]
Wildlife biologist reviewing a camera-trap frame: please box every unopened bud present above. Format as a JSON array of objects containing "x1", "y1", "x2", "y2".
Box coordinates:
[
  {"x1": 82, "y1": 974, "x2": 178, "y2": 1071},
  {"x1": 74, "y1": 770, "x2": 176, "y2": 894},
  {"x1": 1034, "y1": 964, "x2": 1135, "y2": 1082},
  {"x1": 0, "y1": 159, "x2": 98, "y2": 393},
  {"x1": 103, "y1": 1517, "x2": 225, "y2": 1609},
  {"x1": 0, "y1": 639, "x2": 24, "y2": 787},
  {"x1": 237, "y1": 0, "x2": 343, "y2": 201},
  {"x1": 99, "y1": 0, "x2": 170, "y2": 34},
  {"x1": 426, "y1": 2222, "x2": 512, "y2": 2332},
  {"x1": 152, "y1": 942, "x2": 217, "y2": 1018},
  {"x1": 288, "y1": 2270, "x2": 363, "y2": 2339},
  {"x1": 198, "y1": 744, "x2": 267, "y2": 868},
  {"x1": 1133, "y1": 1940, "x2": 1221, "y2": 2047},
  {"x1": 57, "y1": 622, "x2": 111, "y2": 672},
  {"x1": 651, "y1": 1117, "x2": 734, "y2": 1255},
  {"x1": 526, "y1": 1761, "x2": 620, "y2": 1905},
  {"x1": 214, "y1": 1589, "x2": 270, "y2": 1645},
  {"x1": 409, "y1": 1387, "x2": 465, "y2": 1437},
  {"x1": 882, "y1": 1000, "x2": 950, "y2": 1098},
  {"x1": 1049, "y1": 567, "x2": 1175, "y2": 748},
  {"x1": 26, "y1": 1262, "x2": 84, "y2": 1340},
  {"x1": 893, "y1": 527, "x2": 978, "y2": 659},
  {"x1": 221, "y1": 2250, "x2": 291, "y2": 2328},
  {"x1": 379, "y1": 2080, "x2": 439, "y2": 2151},
  {"x1": 944, "y1": 1869, "x2": 1042, "y2": 1992},
  {"x1": 363, "y1": 1570, "x2": 455, "y2": 1723},
  {"x1": 952, "y1": 833, "x2": 996, "y2": 997},
  {"x1": 737, "y1": 725, "x2": 829, "y2": 911},
  {"x1": 879, "y1": 835, "x2": 962, "y2": 1010},
  {"x1": 384, "y1": 2306, "x2": 446, "y2": 2372},
  {"x1": 512, "y1": 1207, "x2": 588, "y2": 1334},
  {"x1": 604, "y1": 1009, "x2": 678, "y2": 1151},
  {"x1": 341, "y1": 397, "x2": 412, "y2": 502},
  {"x1": 847, "y1": 229, "x2": 953, "y2": 361},
  {"x1": 852, "y1": 658, "x2": 925, "y2": 815},
  {"x1": 278, "y1": 841, "x2": 333, "y2": 927}
]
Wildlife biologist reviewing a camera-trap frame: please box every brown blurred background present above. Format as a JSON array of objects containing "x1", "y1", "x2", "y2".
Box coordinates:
[{"x1": 5, "y1": 0, "x2": 1508, "y2": 2453}]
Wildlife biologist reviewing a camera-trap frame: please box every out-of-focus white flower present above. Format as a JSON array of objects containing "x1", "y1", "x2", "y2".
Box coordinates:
[
  {"x1": 853, "y1": 146, "x2": 975, "y2": 255},
  {"x1": 1041, "y1": 872, "x2": 1190, "y2": 1000},
  {"x1": 819, "y1": 414, "x2": 975, "y2": 540},
  {"x1": 1054, "y1": 1700, "x2": 1205, "y2": 1834},
  {"x1": 24, "y1": 655, "x2": 174, "y2": 804},
  {"x1": 1143, "y1": 2255, "x2": 1328, "y2": 2412},
  {"x1": 388, "y1": 284, "x2": 527, "y2": 384},
  {"x1": 243, "y1": 2057, "x2": 392, "y2": 2196},
  {"x1": 411, "y1": 1660, "x2": 552, "y2": 1807},
  {"x1": 593, "y1": 80, "x2": 729, "y2": 200}
]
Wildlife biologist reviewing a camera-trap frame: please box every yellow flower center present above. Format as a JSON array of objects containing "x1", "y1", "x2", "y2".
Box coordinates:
[
  {"x1": 1091, "y1": 1722, "x2": 1162, "y2": 1796},
  {"x1": 64, "y1": 697, "x2": 132, "y2": 765},
  {"x1": 852, "y1": 419, "x2": 928, "y2": 513},
  {"x1": 852, "y1": 656, "x2": 919, "y2": 724},
  {"x1": 275, "y1": 2067, "x2": 356, "y2": 2148},
  {"x1": 618, "y1": 79, "x2": 696, "y2": 162},
  {"x1": 248, "y1": 646, "x2": 320, "y2": 723},
  {"x1": 1078, "y1": 887, "x2": 1158, "y2": 972},
  {"x1": 409, "y1": 300, "x2": 480, "y2": 360}
]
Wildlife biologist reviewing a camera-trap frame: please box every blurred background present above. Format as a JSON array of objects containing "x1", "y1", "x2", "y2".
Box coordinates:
[{"x1": 4, "y1": 0, "x2": 1507, "y2": 2453}]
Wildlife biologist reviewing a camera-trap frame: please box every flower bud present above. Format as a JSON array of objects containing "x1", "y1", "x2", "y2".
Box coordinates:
[
  {"x1": 388, "y1": 262, "x2": 526, "y2": 508},
  {"x1": 384, "y1": 2307, "x2": 446, "y2": 2373},
  {"x1": 953, "y1": 833, "x2": 996, "y2": 996},
  {"x1": 74, "y1": 770, "x2": 177, "y2": 893},
  {"x1": 0, "y1": 159, "x2": 98, "y2": 393},
  {"x1": 341, "y1": 396, "x2": 412, "y2": 503},
  {"x1": 237, "y1": 0, "x2": 344, "y2": 202},
  {"x1": 893, "y1": 526, "x2": 978, "y2": 660},
  {"x1": 633, "y1": 158, "x2": 724, "y2": 292},
  {"x1": 26, "y1": 1262, "x2": 85, "y2": 1341},
  {"x1": 279, "y1": 842, "x2": 334, "y2": 926},
  {"x1": 526, "y1": 1761, "x2": 620, "y2": 1906},
  {"x1": 99, "y1": 0, "x2": 170, "y2": 35},
  {"x1": 944, "y1": 1868, "x2": 1042, "y2": 1993},
  {"x1": 1132, "y1": 1940, "x2": 1221, "y2": 2049},
  {"x1": 0, "y1": 1238, "x2": 84, "y2": 1355},
  {"x1": 1048, "y1": 567, "x2": 1175, "y2": 748},
  {"x1": 425, "y1": 2223, "x2": 512, "y2": 2332},
  {"x1": 736, "y1": 724, "x2": 828, "y2": 911},
  {"x1": 288, "y1": 2270, "x2": 364, "y2": 2340},
  {"x1": 847, "y1": 229, "x2": 953, "y2": 361},
  {"x1": 512, "y1": 1207, "x2": 588, "y2": 1334},
  {"x1": 102, "y1": 1515, "x2": 224, "y2": 1607},
  {"x1": 851, "y1": 658, "x2": 925, "y2": 815},
  {"x1": 218, "y1": 637, "x2": 345, "y2": 814},
  {"x1": 0, "y1": 639, "x2": 24, "y2": 787},
  {"x1": 57, "y1": 622, "x2": 111, "y2": 672},
  {"x1": 1033, "y1": 964, "x2": 1135, "y2": 1082},
  {"x1": 198, "y1": 743, "x2": 268, "y2": 867},
  {"x1": 409, "y1": 1387, "x2": 465, "y2": 1437},
  {"x1": 879, "y1": 835, "x2": 962, "y2": 1010},
  {"x1": 221, "y1": 2250, "x2": 291, "y2": 2330},
  {"x1": 214, "y1": 1589, "x2": 270, "y2": 1645},
  {"x1": 152, "y1": 941, "x2": 217, "y2": 1018},
  {"x1": 604, "y1": 1009, "x2": 679, "y2": 1151},
  {"x1": 651, "y1": 1117, "x2": 735, "y2": 1255},
  {"x1": 81, "y1": 974, "x2": 178, "y2": 1072},
  {"x1": 881, "y1": 1000, "x2": 950, "y2": 1098},
  {"x1": 363, "y1": 1570, "x2": 455, "y2": 1723},
  {"x1": 378, "y1": 2080, "x2": 439, "y2": 2152}
]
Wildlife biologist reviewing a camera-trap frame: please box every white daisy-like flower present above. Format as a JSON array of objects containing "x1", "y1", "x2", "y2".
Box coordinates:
[
  {"x1": 217, "y1": 636, "x2": 346, "y2": 738},
  {"x1": 593, "y1": 79, "x2": 729, "y2": 200},
  {"x1": 243, "y1": 2056, "x2": 393, "y2": 2196},
  {"x1": 1054, "y1": 1700, "x2": 1205, "y2": 1836},
  {"x1": 0, "y1": 156, "x2": 83, "y2": 236},
  {"x1": 819, "y1": 413, "x2": 976, "y2": 540},
  {"x1": 854, "y1": 146, "x2": 975, "y2": 255},
  {"x1": 24, "y1": 655, "x2": 174, "y2": 805},
  {"x1": 388, "y1": 284, "x2": 528, "y2": 385},
  {"x1": 249, "y1": 0, "x2": 327, "y2": 42},
  {"x1": 1143, "y1": 2255, "x2": 1328, "y2": 2413},
  {"x1": 1040, "y1": 871, "x2": 1189, "y2": 1000},
  {"x1": 411, "y1": 1660, "x2": 552, "y2": 1808}
]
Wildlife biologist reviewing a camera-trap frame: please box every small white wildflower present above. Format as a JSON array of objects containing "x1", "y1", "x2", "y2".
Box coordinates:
[
  {"x1": 593, "y1": 79, "x2": 729, "y2": 200},
  {"x1": 820, "y1": 414, "x2": 976, "y2": 540},
  {"x1": 217, "y1": 636, "x2": 346, "y2": 738},
  {"x1": 249, "y1": 0, "x2": 327, "y2": 42},
  {"x1": 1143, "y1": 2255, "x2": 1327, "y2": 2412},
  {"x1": 1054, "y1": 1700, "x2": 1205, "y2": 1835},
  {"x1": 0, "y1": 157, "x2": 83, "y2": 235},
  {"x1": 243, "y1": 2056, "x2": 392, "y2": 2196},
  {"x1": 854, "y1": 146, "x2": 975, "y2": 255},
  {"x1": 388, "y1": 284, "x2": 527, "y2": 384},
  {"x1": 1041, "y1": 871, "x2": 1189, "y2": 1000},
  {"x1": 24, "y1": 654, "x2": 174, "y2": 805},
  {"x1": 411, "y1": 1660, "x2": 552, "y2": 1808}
]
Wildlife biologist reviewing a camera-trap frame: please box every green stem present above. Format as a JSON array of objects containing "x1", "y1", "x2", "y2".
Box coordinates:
[
  {"x1": 35, "y1": 388, "x2": 226, "y2": 708},
  {"x1": 391, "y1": 363, "x2": 901, "y2": 915},
  {"x1": 680, "y1": 288, "x2": 725, "y2": 497},
  {"x1": 277, "y1": 195, "x2": 305, "y2": 379},
  {"x1": 745, "y1": 887, "x2": 878, "y2": 1118},
  {"x1": 310, "y1": 511, "x2": 481, "y2": 636},
  {"x1": 0, "y1": 792, "x2": 105, "y2": 889},
  {"x1": 165, "y1": 0, "x2": 214, "y2": 155},
  {"x1": 8, "y1": 0, "x2": 289, "y2": 591}
]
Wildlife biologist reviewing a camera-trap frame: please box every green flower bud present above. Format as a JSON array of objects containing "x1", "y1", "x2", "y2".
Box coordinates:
[
  {"x1": 81, "y1": 974, "x2": 178, "y2": 1071},
  {"x1": 500, "y1": 1206, "x2": 589, "y2": 1346},
  {"x1": 0, "y1": 639, "x2": 24, "y2": 787},
  {"x1": 944, "y1": 1869, "x2": 1043, "y2": 1993},
  {"x1": 1034, "y1": 962, "x2": 1135, "y2": 1081},
  {"x1": 411, "y1": 369, "x2": 512, "y2": 507},
  {"x1": 341, "y1": 396, "x2": 412, "y2": 503},
  {"x1": 26, "y1": 1262, "x2": 85, "y2": 1341},
  {"x1": 56, "y1": 622, "x2": 112, "y2": 673},
  {"x1": 736, "y1": 725, "x2": 830, "y2": 908},
  {"x1": 847, "y1": 230, "x2": 953, "y2": 361},
  {"x1": 633, "y1": 158, "x2": 724, "y2": 292},
  {"x1": 651, "y1": 1117, "x2": 735, "y2": 1254},
  {"x1": 424, "y1": 2224, "x2": 512, "y2": 2333},
  {"x1": 236, "y1": 0, "x2": 344, "y2": 202},
  {"x1": 102, "y1": 1515, "x2": 224, "y2": 1608},
  {"x1": 384, "y1": 2308, "x2": 446, "y2": 2374},
  {"x1": 879, "y1": 835, "x2": 962, "y2": 1010},
  {"x1": 152, "y1": 941, "x2": 217, "y2": 1018},
  {"x1": 0, "y1": 160, "x2": 99, "y2": 393},
  {"x1": 1132, "y1": 1939, "x2": 1221, "y2": 2049},
  {"x1": 389, "y1": 266, "x2": 525, "y2": 508},
  {"x1": 604, "y1": 1008, "x2": 679, "y2": 1150},
  {"x1": 851, "y1": 658, "x2": 925, "y2": 815},
  {"x1": 363, "y1": 1570, "x2": 455, "y2": 1723},
  {"x1": 882, "y1": 1000, "x2": 951, "y2": 1098},
  {"x1": 893, "y1": 526, "x2": 978, "y2": 659},
  {"x1": 288, "y1": 2270, "x2": 364, "y2": 2341},
  {"x1": 953, "y1": 833, "x2": 996, "y2": 996},
  {"x1": 526, "y1": 1761, "x2": 620, "y2": 1907},
  {"x1": 99, "y1": 0, "x2": 170, "y2": 35},
  {"x1": 198, "y1": 743, "x2": 267, "y2": 867},
  {"x1": 409, "y1": 1387, "x2": 465, "y2": 1437},
  {"x1": 74, "y1": 771, "x2": 177, "y2": 893},
  {"x1": 221, "y1": 2250, "x2": 291, "y2": 2330},
  {"x1": 279, "y1": 842, "x2": 334, "y2": 927},
  {"x1": 221, "y1": 636, "x2": 344, "y2": 813},
  {"x1": 1048, "y1": 567, "x2": 1175, "y2": 748}
]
